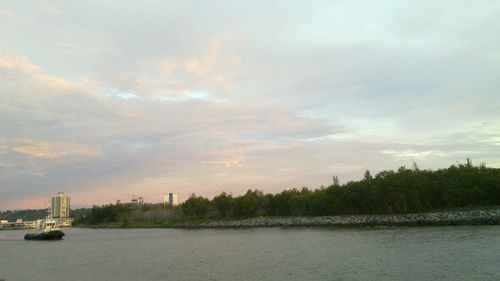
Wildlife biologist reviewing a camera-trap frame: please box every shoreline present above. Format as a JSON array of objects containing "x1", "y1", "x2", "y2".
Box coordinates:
[{"x1": 80, "y1": 208, "x2": 500, "y2": 229}]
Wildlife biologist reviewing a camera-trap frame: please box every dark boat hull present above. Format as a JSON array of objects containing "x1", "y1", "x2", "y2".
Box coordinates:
[{"x1": 24, "y1": 230, "x2": 65, "y2": 241}]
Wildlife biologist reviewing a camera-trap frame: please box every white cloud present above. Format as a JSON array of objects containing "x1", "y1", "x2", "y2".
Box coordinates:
[
  {"x1": 382, "y1": 149, "x2": 436, "y2": 160},
  {"x1": 0, "y1": 9, "x2": 32, "y2": 25},
  {"x1": 0, "y1": 50, "x2": 41, "y2": 73},
  {"x1": 0, "y1": 138, "x2": 6, "y2": 154},
  {"x1": 1, "y1": 1, "x2": 499, "y2": 208},
  {"x1": 11, "y1": 139, "x2": 101, "y2": 160}
]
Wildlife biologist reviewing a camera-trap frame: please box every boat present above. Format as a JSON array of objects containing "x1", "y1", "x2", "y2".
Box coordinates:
[{"x1": 24, "y1": 219, "x2": 65, "y2": 241}]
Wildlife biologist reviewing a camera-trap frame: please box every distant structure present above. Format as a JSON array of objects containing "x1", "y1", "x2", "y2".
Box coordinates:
[
  {"x1": 163, "y1": 192, "x2": 179, "y2": 207},
  {"x1": 131, "y1": 195, "x2": 144, "y2": 206},
  {"x1": 50, "y1": 192, "x2": 70, "y2": 218}
]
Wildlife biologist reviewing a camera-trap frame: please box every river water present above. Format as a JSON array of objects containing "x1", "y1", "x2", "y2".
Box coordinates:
[{"x1": 0, "y1": 226, "x2": 498, "y2": 281}]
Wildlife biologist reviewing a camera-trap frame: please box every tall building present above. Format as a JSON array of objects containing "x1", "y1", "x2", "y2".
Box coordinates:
[
  {"x1": 50, "y1": 192, "x2": 71, "y2": 218},
  {"x1": 163, "y1": 192, "x2": 179, "y2": 207}
]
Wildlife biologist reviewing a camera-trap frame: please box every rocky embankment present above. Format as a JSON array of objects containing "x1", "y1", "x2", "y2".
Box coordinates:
[{"x1": 178, "y1": 209, "x2": 500, "y2": 228}]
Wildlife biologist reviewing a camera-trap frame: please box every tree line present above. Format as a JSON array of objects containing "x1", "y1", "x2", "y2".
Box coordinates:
[
  {"x1": 0, "y1": 209, "x2": 48, "y2": 221},
  {"x1": 74, "y1": 160, "x2": 500, "y2": 225},
  {"x1": 0, "y1": 208, "x2": 91, "y2": 222}
]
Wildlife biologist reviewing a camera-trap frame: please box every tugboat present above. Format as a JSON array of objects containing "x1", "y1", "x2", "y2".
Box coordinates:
[{"x1": 24, "y1": 218, "x2": 65, "y2": 241}]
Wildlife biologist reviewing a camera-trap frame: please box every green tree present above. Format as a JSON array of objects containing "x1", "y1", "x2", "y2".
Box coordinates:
[
  {"x1": 212, "y1": 192, "x2": 233, "y2": 217},
  {"x1": 364, "y1": 170, "x2": 372, "y2": 180},
  {"x1": 233, "y1": 189, "x2": 265, "y2": 217},
  {"x1": 332, "y1": 175, "x2": 340, "y2": 186},
  {"x1": 182, "y1": 194, "x2": 210, "y2": 217}
]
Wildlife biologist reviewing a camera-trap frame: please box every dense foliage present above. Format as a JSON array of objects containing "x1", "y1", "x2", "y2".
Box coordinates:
[
  {"x1": 0, "y1": 209, "x2": 48, "y2": 221},
  {"x1": 0, "y1": 208, "x2": 91, "y2": 222},
  {"x1": 74, "y1": 160, "x2": 500, "y2": 225}
]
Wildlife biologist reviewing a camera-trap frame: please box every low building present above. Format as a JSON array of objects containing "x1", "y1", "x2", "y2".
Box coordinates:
[
  {"x1": 56, "y1": 218, "x2": 74, "y2": 227},
  {"x1": 131, "y1": 195, "x2": 144, "y2": 206}
]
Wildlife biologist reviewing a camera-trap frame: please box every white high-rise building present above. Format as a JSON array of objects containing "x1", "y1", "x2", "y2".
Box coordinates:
[
  {"x1": 50, "y1": 192, "x2": 71, "y2": 218},
  {"x1": 163, "y1": 192, "x2": 179, "y2": 207}
]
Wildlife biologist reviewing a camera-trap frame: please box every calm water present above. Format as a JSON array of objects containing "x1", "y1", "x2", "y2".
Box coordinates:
[{"x1": 0, "y1": 226, "x2": 499, "y2": 281}]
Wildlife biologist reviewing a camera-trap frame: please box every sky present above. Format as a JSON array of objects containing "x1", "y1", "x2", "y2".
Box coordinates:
[{"x1": 1, "y1": 1, "x2": 499, "y2": 209}]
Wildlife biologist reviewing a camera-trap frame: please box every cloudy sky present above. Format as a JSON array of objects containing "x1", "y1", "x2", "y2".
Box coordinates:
[{"x1": 1, "y1": 1, "x2": 499, "y2": 209}]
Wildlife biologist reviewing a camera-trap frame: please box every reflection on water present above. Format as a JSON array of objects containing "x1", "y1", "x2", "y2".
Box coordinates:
[{"x1": 0, "y1": 226, "x2": 499, "y2": 281}]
